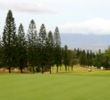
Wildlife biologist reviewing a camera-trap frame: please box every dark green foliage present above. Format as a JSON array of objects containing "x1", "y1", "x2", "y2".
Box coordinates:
[
  {"x1": 63, "y1": 45, "x2": 69, "y2": 71},
  {"x1": 54, "y1": 27, "x2": 61, "y2": 47},
  {"x1": 89, "y1": 50, "x2": 94, "y2": 66},
  {"x1": 102, "y1": 47, "x2": 110, "y2": 69},
  {"x1": 86, "y1": 50, "x2": 94, "y2": 67},
  {"x1": 17, "y1": 24, "x2": 27, "y2": 73},
  {"x1": 54, "y1": 27, "x2": 62, "y2": 73},
  {"x1": 102, "y1": 56, "x2": 110, "y2": 69},
  {"x1": 0, "y1": 36, "x2": 3, "y2": 68},
  {"x1": 76, "y1": 48, "x2": 80, "y2": 58},
  {"x1": 68, "y1": 50, "x2": 76, "y2": 71},
  {"x1": 79, "y1": 50, "x2": 86, "y2": 66},
  {"x1": 93, "y1": 49, "x2": 103, "y2": 68},
  {"x1": 2, "y1": 10, "x2": 16, "y2": 73},
  {"x1": 46, "y1": 31, "x2": 54, "y2": 73},
  {"x1": 38, "y1": 24, "x2": 47, "y2": 73},
  {"x1": 27, "y1": 20, "x2": 37, "y2": 73},
  {"x1": 62, "y1": 48, "x2": 78, "y2": 71},
  {"x1": 1, "y1": 11, "x2": 64, "y2": 73}
]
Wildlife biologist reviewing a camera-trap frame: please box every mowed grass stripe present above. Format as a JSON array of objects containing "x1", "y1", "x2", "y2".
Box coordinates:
[{"x1": 0, "y1": 74, "x2": 110, "y2": 100}]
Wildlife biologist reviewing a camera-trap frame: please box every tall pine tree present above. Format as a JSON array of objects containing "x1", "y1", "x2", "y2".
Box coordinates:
[
  {"x1": 27, "y1": 20, "x2": 37, "y2": 73},
  {"x1": 17, "y1": 24, "x2": 27, "y2": 73},
  {"x1": 46, "y1": 31, "x2": 54, "y2": 74},
  {"x1": 2, "y1": 10, "x2": 16, "y2": 73},
  {"x1": 38, "y1": 24, "x2": 47, "y2": 73},
  {"x1": 54, "y1": 27, "x2": 62, "y2": 73}
]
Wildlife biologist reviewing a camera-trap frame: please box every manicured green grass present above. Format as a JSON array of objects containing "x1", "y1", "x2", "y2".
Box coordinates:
[{"x1": 0, "y1": 71, "x2": 110, "y2": 100}]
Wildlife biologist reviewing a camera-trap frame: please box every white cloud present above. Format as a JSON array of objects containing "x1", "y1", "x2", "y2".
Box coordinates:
[
  {"x1": 60, "y1": 18, "x2": 110, "y2": 34},
  {"x1": 43, "y1": 0, "x2": 110, "y2": 6},
  {"x1": 0, "y1": 0, "x2": 53, "y2": 14}
]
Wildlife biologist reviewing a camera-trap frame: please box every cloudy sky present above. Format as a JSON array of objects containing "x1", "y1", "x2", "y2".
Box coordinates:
[{"x1": 0, "y1": 0, "x2": 110, "y2": 34}]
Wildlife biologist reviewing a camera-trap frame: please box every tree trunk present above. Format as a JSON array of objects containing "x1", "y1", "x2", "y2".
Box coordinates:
[
  {"x1": 50, "y1": 66, "x2": 51, "y2": 74},
  {"x1": 8, "y1": 67, "x2": 11, "y2": 73},
  {"x1": 42, "y1": 67, "x2": 44, "y2": 74},
  {"x1": 32, "y1": 67, "x2": 34, "y2": 73},
  {"x1": 8, "y1": 61, "x2": 11, "y2": 73},
  {"x1": 71, "y1": 65, "x2": 73, "y2": 71},
  {"x1": 20, "y1": 66, "x2": 23, "y2": 73},
  {"x1": 57, "y1": 65, "x2": 58, "y2": 73},
  {"x1": 68, "y1": 66, "x2": 69, "y2": 71},
  {"x1": 65, "y1": 66, "x2": 67, "y2": 71},
  {"x1": 20, "y1": 69, "x2": 23, "y2": 73}
]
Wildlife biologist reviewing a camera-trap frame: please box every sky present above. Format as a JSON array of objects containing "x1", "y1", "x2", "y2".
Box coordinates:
[{"x1": 1, "y1": 0, "x2": 110, "y2": 35}]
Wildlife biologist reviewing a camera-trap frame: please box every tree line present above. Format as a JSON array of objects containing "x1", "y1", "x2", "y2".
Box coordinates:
[
  {"x1": 0, "y1": 10, "x2": 110, "y2": 74},
  {"x1": 61, "y1": 47, "x2": 110, "y2": 71},
  {"x1": 0, "y1": 10, "x2": 63, "y2": 73}
]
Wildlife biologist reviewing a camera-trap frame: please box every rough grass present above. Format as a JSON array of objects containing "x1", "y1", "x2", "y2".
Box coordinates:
[{"x1": 0, "y1": 67, "x2": 110, "y2": 100}]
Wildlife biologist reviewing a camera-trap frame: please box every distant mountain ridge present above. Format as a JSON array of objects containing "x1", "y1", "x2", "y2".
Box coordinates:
[{"x1": 61, "y1": 33, "x2": 110, "y2": 51}]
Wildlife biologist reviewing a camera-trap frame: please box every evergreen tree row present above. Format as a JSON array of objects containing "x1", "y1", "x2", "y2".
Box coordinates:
[
  {"x1": 1, "y1": 10, "x2": 62, "y2": 73},
  {"x1": 1, "y1": 10, "x2": 110, "y2": 73}
]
